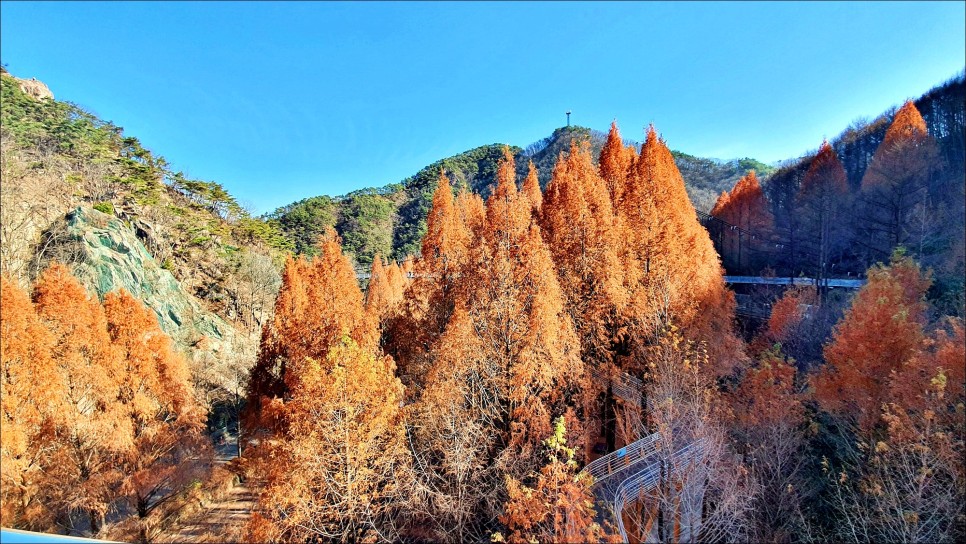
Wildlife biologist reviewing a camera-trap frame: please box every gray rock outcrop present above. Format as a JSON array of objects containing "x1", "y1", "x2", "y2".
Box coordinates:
[
  {"x1": 56, "y1": 206, "x2": 255, "y2": 389},
  {"x1": 13, "y1": 76, "x2": 54, "y2": 100}
]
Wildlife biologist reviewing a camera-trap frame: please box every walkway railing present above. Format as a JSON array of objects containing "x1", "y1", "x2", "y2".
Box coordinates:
[
  {"x1": 588, "y1": 366, "x2": 643, "y2": 409},
  {"x1": 583, "y1": 365, "x2": 708, "y2": 541}
]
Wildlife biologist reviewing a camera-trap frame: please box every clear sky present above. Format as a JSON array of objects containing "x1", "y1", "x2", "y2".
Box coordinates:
[{"x1": 1, "y1": 1, "x2": 963, "y2": 214}]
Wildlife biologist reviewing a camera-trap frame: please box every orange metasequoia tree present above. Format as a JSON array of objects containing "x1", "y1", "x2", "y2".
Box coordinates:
[
  {"x1": 599, "y1": 121, "x2": 632, "y2": 207},
  {"x1": 245, "y1": 228, "x2": 375, "y2": 430},
  {"x1": 858, "y1": 101, "x2": 942, "y2": 261},
  {"x1": 749, "y1": 285, "x2": 822, "y2": 365},
  {"x1": 245, "y1": 230, "x2": 407, "y2": 542},
  {"x1": 0, "y1": 275, "x2": 61, "y2": 528},
  {"x1": 540, "y1": 140, "x2": 626, "y2": 361},
  {"x1": 710, "y1": 190, "x2": 731, "y2": 217},
  {"x1": 408, "y1": 147, "x2": 584, "y2": 541},
  {"x1": 819, "y1": 278, "x2": 964, "y2": 542},
  {"x1": 465, "y1": 146, "x2": 583, "y2": 450},
  {"x1": 539, "y1": 138, "x2": 627, "y2": 451},
  {"x1": 247, "y1": 337, "x2": 407, "y2": 543},
  {"x1": 103, "y1": 290, "x2": 209, "y2": 534},
  {"x1": 618, "y1": 126, "x2": 739, "y2": 376},
  {"x1": 522, "y1": 160, "x2": 542, "y2": 214},
  {"x1": 814, "y1": 251, "x2": 931, "y2": 435},
  {"x1": 31, "y1": 263, "x2": 129, "y2": 535},
  {"x1": 383, "y1": 171, "x2": 474, "y2": 390},
  {"x1": 364, "y1": 254, "x2": 406, "y2": 328},
  {"x1": 797, "y1": 141, "x2": 850, "y2": 286},
  {"x1": 714, "y1": 171, "x2": 775, "y2": 273},
  {"x1": 729, "y1": 346, "x2": 809, "y2": 542}
]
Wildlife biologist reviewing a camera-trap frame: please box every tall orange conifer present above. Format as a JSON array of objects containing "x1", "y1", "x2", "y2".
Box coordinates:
[
  {"x1": 247, "y1": 337, "x2": 407, "y2": 543},
  {"x1": 0, "y1": 275, "x2": 60, "y2": 528},
  {"x1": 522, "y1": 160, "x2": 542, "y2": 213},
  {"x1": 245, "y1": 229, "x2": 373, "y2": 436},
  {"x1": 411, "y1": 147, "x2": 584, "y2": 540},
  {"x1": 618, "y1": 126, "x2": 738, "y2": 375},
  {"x1": 798, "y1": 141, "x2": 849, "y2": 284},
  {"x1": 716, "y1": 171, "x2": 774, "y2": 272},
  {"x1": 815, "y1": 252, "x2": 930, "y2": 434},
  {"x1": 32, "y1": 263, "x2": 129, "y2": 534},
  {"x1": 729, "y1": 346, "x2": 808, "y2": 542},
  {"x1": 539, "y1": 139, "x2": 628, "y2": 449},
  {"x1": 364, "y1": 254, "x2": 393, "y2": 322},
  {"x1": 245, "y1": 231, "x2": 406, "y2": 542},
  {"x1": 384, "y1": 172, "x2": 475, "y2": 389},
  {"x1": 599, "y1": 122, "x2": 631, "y2": 207},
  {"x1": 103, "y1": 290, "x2": 209, "y2": 532},
  {"x1": 859, "y1": 101, "x2": 942, "y2": 258},
  {"x1": 710, "y1": 191, "x2": 731, "y2": 217}
]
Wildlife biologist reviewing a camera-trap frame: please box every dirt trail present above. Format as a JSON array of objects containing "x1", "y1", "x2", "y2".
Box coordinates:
[{"x1": 156, "y1": 440, "x2": 254, "y2": 543}]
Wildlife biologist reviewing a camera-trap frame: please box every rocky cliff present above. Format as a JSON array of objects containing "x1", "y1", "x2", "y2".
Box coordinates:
[
  {"x1": 12, "y1": 75, "x2": 54, "y2": 100},
  {"x1": 55, "y1": 206, "x2": 256, "y2": 393}
]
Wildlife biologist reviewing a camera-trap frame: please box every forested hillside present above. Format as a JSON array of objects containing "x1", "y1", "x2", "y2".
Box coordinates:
[
  {"x1": 268, "y1": 125, "x2": 773, "y2": 267},
  {"x1": 0, "y1": 66, "x2": 290, "y2": 439},
  {"x1": 708, "y1": 72, "x2": 965, "y2": 315}
]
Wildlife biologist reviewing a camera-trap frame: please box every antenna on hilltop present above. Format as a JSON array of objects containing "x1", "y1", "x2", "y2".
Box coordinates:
[{"x1": 566, "y1": 110, "x2": 572, "y2": 127}]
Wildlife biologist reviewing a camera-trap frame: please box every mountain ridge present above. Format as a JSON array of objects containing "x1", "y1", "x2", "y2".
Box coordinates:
[{"x1": 266, "y1": 125, "x2": 776, "y2": 266}]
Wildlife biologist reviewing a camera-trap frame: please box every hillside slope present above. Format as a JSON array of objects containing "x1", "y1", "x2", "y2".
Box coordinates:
[
  {"x1": 0, "y1": 67, "x2": 286, "y2": 406},
  {"x1": 268, "y1": 125, "x2": 773, "y2": 266}
]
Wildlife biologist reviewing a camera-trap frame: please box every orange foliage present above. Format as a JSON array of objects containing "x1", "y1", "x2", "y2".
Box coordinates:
[
  {"x1": 450, "y1": 146, "x2": 583, "y2": 450},
  {"x1": 801, "y1": 140, "x2": 848, "y2": 198},
  {"x1": 880, "y1": 100, "x2": 930, "y2": 151},
  {"x1": 421, "y1": 171, "x2": 472, "y2": 273},
  {"x1": 103, "y1": 290, "x2": 209, "y2": 526},
  {"x1": 859, "y1": 101, "x2": 942, "y2": 255},
  {"x1": 497, "y1": 417, "x2": 611, "y2": 544},
  {"x1": 247, "y1": 228, "x2": 374, "y2": 416},
  {"x1": 710, "y1": 190, "x2": 730, "y2": 217},
  {"x1": 1, "y1": 265, "x2": 209, "y2": 535},
  {"x1": 815, "y1": 252, "x2": 931, "y2": 434},
  {"x1": 599, "y1": 121, "x2": 631, "y2": 207},
  {"x1": 245, "y1": 231, "x2": 407, "y2": 541},
  {"x1": 851, "y1": 318, "x2": 965, "y2": 542},
  {"x1": 618, "y1": 126, "x2": 739, "y2": 375},
  {"x1": 247, "y1": 337, "x2": 407, "y2": 543},
  {"x1": 387, "y1": 260, "x2": 408, "y2": 298},
  {"x1": 0, "y1": 275, "x2": 60, "y2": 527},
  {"x1": 365, "y1": 254, "x2": 405, "y2": 326},
  {"x1": 715, "y1": 171, "x2": 775, "y2": 272},
  {"x1": 887, "y1": 318, "x2": 965, "y2": 428},
  {"x1": 753, "y1": 285, "x2": 819, "y2": 354},
  {"x1": 384, "y1": 173, "x2": 477, "y2": 388},
  {"x1": 410, "y1": 148, "x2": 585, "y2": 538},
  {"x1": 522, "y1": 160, "x2": 542, "y2": 213},
  {"x1": 733, "y1": 350, "x2": 805, "y2": 431},
  {"x1": 32, "y1": 264, "x2": 127, "y2": 533},
  {"x1": 540, "y1": 139, "x2": 626, "y2": 365}
]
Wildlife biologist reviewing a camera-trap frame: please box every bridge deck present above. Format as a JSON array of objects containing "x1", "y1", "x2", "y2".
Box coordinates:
[{"x1": 725, "y1": 275, "x2": 865, "y2": 288}]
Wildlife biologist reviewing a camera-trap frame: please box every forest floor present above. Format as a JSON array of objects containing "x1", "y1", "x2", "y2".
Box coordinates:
[{"x1": 155, "y1": 437, "x2": 254, "y2": 543}]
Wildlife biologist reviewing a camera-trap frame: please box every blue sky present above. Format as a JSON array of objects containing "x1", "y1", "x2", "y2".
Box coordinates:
[{"x1": 1, "y1": 1, "x2": 963, "y2": 214}]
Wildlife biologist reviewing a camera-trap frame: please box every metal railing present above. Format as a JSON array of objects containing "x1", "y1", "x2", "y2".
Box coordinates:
[
  {"x1": 582, "y1": 365, "x2": 709, "y2": 542},
  {"x1": 609, "y1": 438, "x2": 707, "y2": 542},
  {"x1": 588, "y1": 366, "x2": 644, "y2": 409},
  {"x1": 583, "y1": 431, "x2": 660, "y2": 484}
]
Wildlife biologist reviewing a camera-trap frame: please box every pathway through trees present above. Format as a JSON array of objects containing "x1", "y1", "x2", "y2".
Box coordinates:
[{"x1": 156, "y1": 438, "x2": 253, "y2": 544}]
